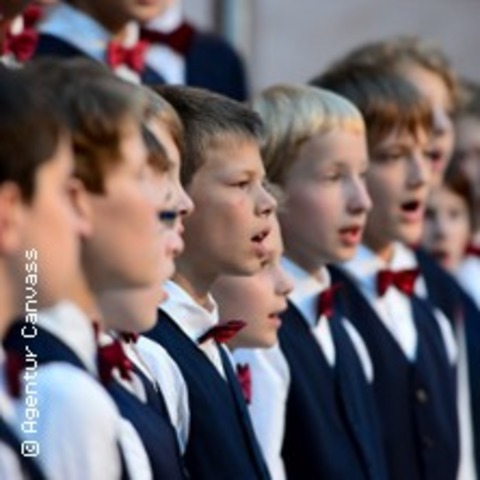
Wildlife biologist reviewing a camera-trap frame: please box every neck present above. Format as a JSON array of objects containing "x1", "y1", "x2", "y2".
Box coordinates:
[
  {"x1": 70, "y1": 1, "x2": 129, "y2": 38},
  {"x1": 172, "y1": 262, "x2": 216, "y2": 311},
  {"x1": 282, "y1": 237, "x2": 325, "y2": 278},
  {"x1": 68, "y1": 272, "x2": 103, "y2": 328},
  {"x1": 363, "y1": 235, "x2": 394, "y2": 264}
]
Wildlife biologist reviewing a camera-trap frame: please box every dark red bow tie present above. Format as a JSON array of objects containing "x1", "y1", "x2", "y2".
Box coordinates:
[
  {"x1": 317, "y1": 283, "x2": 342, "y2": 320},
  {"x1": 106, "y1": 40, "x2": 148, "y2": 73},
  {"x1": 465, "y1": 243, "x2": 480, "y2": 257},
  {"x1": 97, "y1": 339, "x2": 133, "y2": 385},
  {"x1": 120, "y1": 331, "x2": 139, "y2": 344},
  {"x1": 377, "y1": 268, "x2": 419, "y2": 297},
  {"x1": 236, "y1": 363, "x2": 252, "y2": 404},
  {"x1": 140, "y1": 22, "x2": 195, "y2": 56},
  {"x1": 2, "y1": 28, "x2": 37, "y2": 62},
  {"x1": 197, "y1": 320, "x2": 246, "y2": 344},
  {"x1": 22, "y1": 4, "x2": 43, "y2": 29},
  {"x1": 5, "y1": 351, "x2": 24, "y2": 398}
]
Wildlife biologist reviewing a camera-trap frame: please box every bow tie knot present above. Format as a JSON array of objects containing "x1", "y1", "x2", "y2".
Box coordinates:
[
  {"x1": 2, "y1": 29, "x2": 38, "y2": 62},
  {"x1": 97, "y1": 339, "x2": 133, "y2": 385},
  {"x1": 106, "y1": 41, "x2": 148, "y2": 73},
  {"x1": 317, "y1": 283, "x2": 342, "y2": 321},
  {"x1": 377, "y1": 268, "x2": 419, "y2": 297},
  {"x1": 236, "y1": 363, "x2": 252, "y2": 404},
  {"x1": 197, "y1": 320, "x2": 246, "y2": 345}
]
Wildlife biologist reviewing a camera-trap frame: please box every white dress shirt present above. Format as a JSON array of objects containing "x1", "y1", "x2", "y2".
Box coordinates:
[
  {"x1": 233, "y1": 345, "x2": 290, "y2": 480},
  {"x1": 127, "y1": 335, "x2": 190, "y2": 454},
  {"x1": 281, "y1": 258, "x2": 374, "y2": 381},
  {"x1": 9, "y1": 301, "x2": 148, "y2": 480},
  {"x1": 160, "y1": 280, "x2": 226, "y2": 378},
  {"x1": 0, "y1": 348, "x2": 34, "y2": 480},
  {"x1": 144, "y1": 1, "x2": 186, "y2": 84},
  {"x1": 343, "y1": 243, "x2": 457, "y2": 364},
  {"x1": 457, "y1": 256, "x2": 480, "y2": 310},
  {"x1": 39, "y1": 3, "x2": 142, "y2": 83}
]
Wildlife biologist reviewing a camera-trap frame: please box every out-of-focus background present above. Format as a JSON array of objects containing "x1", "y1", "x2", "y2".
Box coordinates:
[{"x1": 184, "y1": 0, "x2": 480, "y2": 95}]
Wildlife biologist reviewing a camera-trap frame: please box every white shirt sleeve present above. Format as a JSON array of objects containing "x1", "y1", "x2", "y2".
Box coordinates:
[
  {"x1": 11, "y1": 364, "x2": 123, "y2": 480},
  {"x1": 234, "y1": 345, "x2": 290, "y2": 480},
  {"x1": 135, "y1": 336, "x2": 190, "y2": 453},
  {"x1": 0, "y1": 443, "x2": 30, "y2": 480},
  {"x1": 342, "y1": 319, "x2": 375, "y2": 383}
]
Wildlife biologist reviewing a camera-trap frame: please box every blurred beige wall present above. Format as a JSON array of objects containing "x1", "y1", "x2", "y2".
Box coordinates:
[{"x1": 184, "y1": 0, "x2": 480, "y2": 96}]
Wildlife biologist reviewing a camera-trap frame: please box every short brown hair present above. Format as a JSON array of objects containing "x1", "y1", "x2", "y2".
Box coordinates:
[
  {"x1": 311, "y1": 64, "x2": 433, "y2": 152},
  {"x1": 25, "y1": 58, "x2": 147, "y2": 193},
  {"x1": 143, "y1": 87, "x2": 185, "y2": 171},
  {"x1": 0, "y1": 67, "x2": 65, "y2": 203},
  {"x1": 330, "y1": 36, "x2": 459, "y2": 110},
  {"x1": 152, "y1": 85, "x2": 263, "y2": 186}
]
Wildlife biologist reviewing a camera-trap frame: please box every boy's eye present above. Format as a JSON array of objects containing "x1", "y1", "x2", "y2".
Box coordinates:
[
  {"x1": 232, "y1": 179, "x2": 251, "y2": 189},
  {"x1": 158, "y1": 210, "x2": 178, "y2": 228}
]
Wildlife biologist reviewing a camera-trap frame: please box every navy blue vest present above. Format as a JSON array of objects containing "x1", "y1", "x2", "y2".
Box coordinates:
[
  {"x1": 4, "y1": 323, "x2": 132, "y2": 480},
  {"x1": 185, "y1": 30, "x2": 248, "y2": 101},
  {"x1": 146, "y1": 311, "x2": 271, "y2": 480},
  {"x1": 278, "y1": 300, "x2": 388, "y2": 480},
  {"x1": 33, "y1": 34, "x2": 166, "y2": 85},
  {"x1": 330, "y1": 265, "x2": 459, "y2": 480},
  {"x1": 105, "y1": 366, "x2": 188, "y2": 480},
  {"x1": 0, "y1": 416, "x2": 46, "y2": 480},
  {"x1": 416, "y1": 248, "x2": 480, "y2": 475}
]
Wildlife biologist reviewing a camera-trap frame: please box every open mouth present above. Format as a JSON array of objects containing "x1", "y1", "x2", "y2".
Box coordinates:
[
  {"x1": 251, "y1": 228, "x2": 270, "y2": 244},
  {"x1": 431, "y1": 248, "x2": 449, "y2": 264},
  {"x1": 426, "y1": 149, "x2": 443, "y2": 163},
  {"x1": 401, "y1": 200, "x2": 421, "y2": 213}
]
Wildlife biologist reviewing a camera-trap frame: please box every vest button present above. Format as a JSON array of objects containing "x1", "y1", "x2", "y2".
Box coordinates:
[{"x1": 416, "y1": 388, "x2": 428, "y2": 404}]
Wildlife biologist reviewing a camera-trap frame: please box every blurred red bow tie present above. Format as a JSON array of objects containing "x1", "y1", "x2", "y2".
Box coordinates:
[
  {"x1": 5, "y1": 351, "x2": 24, "y2": 398},
  {"x1": 120, "y1": 331, "x2": 139, "y2": 344},
  {"x1": 97, "y1": 339, "x2": 133, "y2": 385},
  {"x1": 465, "y1": 243, "x2": 480, "y2": 257},
  {"x1": 377, "y1": 268, "x2": 419, "y2": 297},
  {"x1": 106, "y1": 41, "x2": 148, "y2": 73},
  {"x1": 2, "y1": 29, "x2": 37, "y2": 62},
  {"x1": 197, "y1": 320, "x2": 246, "y2": 344},
  {"x1": 317, "y1": 283, "x2": 342, "y2": 320},
  {"x1": 140, "y1": 22, "x2": 194, "y2": 56},
  {"x1": 236, "y1": 363, "x2": 252, "y2": 404}
]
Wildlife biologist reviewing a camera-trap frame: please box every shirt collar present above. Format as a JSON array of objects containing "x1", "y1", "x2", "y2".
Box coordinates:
[
  {"x1": 160, "y1": 280, "x2": 219, "y2": 342},
  {"x1": 39, "y1": 4, "x2": 140, "y2": 58},
  {"x1": 281, "y1": 256, "x2": 331, "y2": 327},
  {"x1": 37, "y1": 300, "x2": 98, "y2": 374}
]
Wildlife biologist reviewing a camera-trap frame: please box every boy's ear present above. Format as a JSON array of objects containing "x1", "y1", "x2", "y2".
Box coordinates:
[
  {"x1": 68, "y1": 178, "x2": 93, "y2": 239},
  {"x1": 0, "y1": 182, "x2": 25, "y2": 255}
]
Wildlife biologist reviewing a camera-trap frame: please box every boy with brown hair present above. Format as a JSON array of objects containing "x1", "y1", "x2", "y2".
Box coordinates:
[
  {"x1": 312, "y1": 64, "x2": 460, "y2": 480},
  {"x1": 145, "y1": 85, "x2": 276, "y2": 480}
]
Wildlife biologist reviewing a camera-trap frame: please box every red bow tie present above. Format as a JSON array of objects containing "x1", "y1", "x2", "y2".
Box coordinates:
[
  {"x1": 465, "y1": 244, "x2": 480, "y2": 257},
  {"x1": 120, "y1": 331, "x2": 139, "y2": 344},
  {"x1": 197, "y1": 320, "x2": 246, "y2": 344},
  {"x1": 97, "y1": 339, "x2": 133, "y2": 385},
  {"x1": 317, "y1": 283, "x2": 342, "y2": 320},
  {"x1": 2, "y1": 29, "x2": 38, "y2": 62},
  {"x1": 106, "y1": 41, "x2": 148, "y2": 73},
  {"x1": 377, "y1": 268, "x2": 419, "y2": 297},
  {"x1": 5, "y1": 351, "x2": 24, "y2": 398},
  {"x1": 236, "y1": 363, "x2": 252, "y2": 404},
  {"x1": 22, "y1": 4, "x2": 43, "y2": 29},
  {"x1": 140, "y1": 22, "x2": 195, "y2": 56}
]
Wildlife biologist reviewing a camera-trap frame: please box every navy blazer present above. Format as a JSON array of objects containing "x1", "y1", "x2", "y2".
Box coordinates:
[{"x1": 185, "y1": 29, "x2": 248, "y2": 101}]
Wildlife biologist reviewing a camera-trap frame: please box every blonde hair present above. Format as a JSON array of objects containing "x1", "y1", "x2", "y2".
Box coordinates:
[{"x1": 251, "y1": 84, "x2": 365, "y2": 186}]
